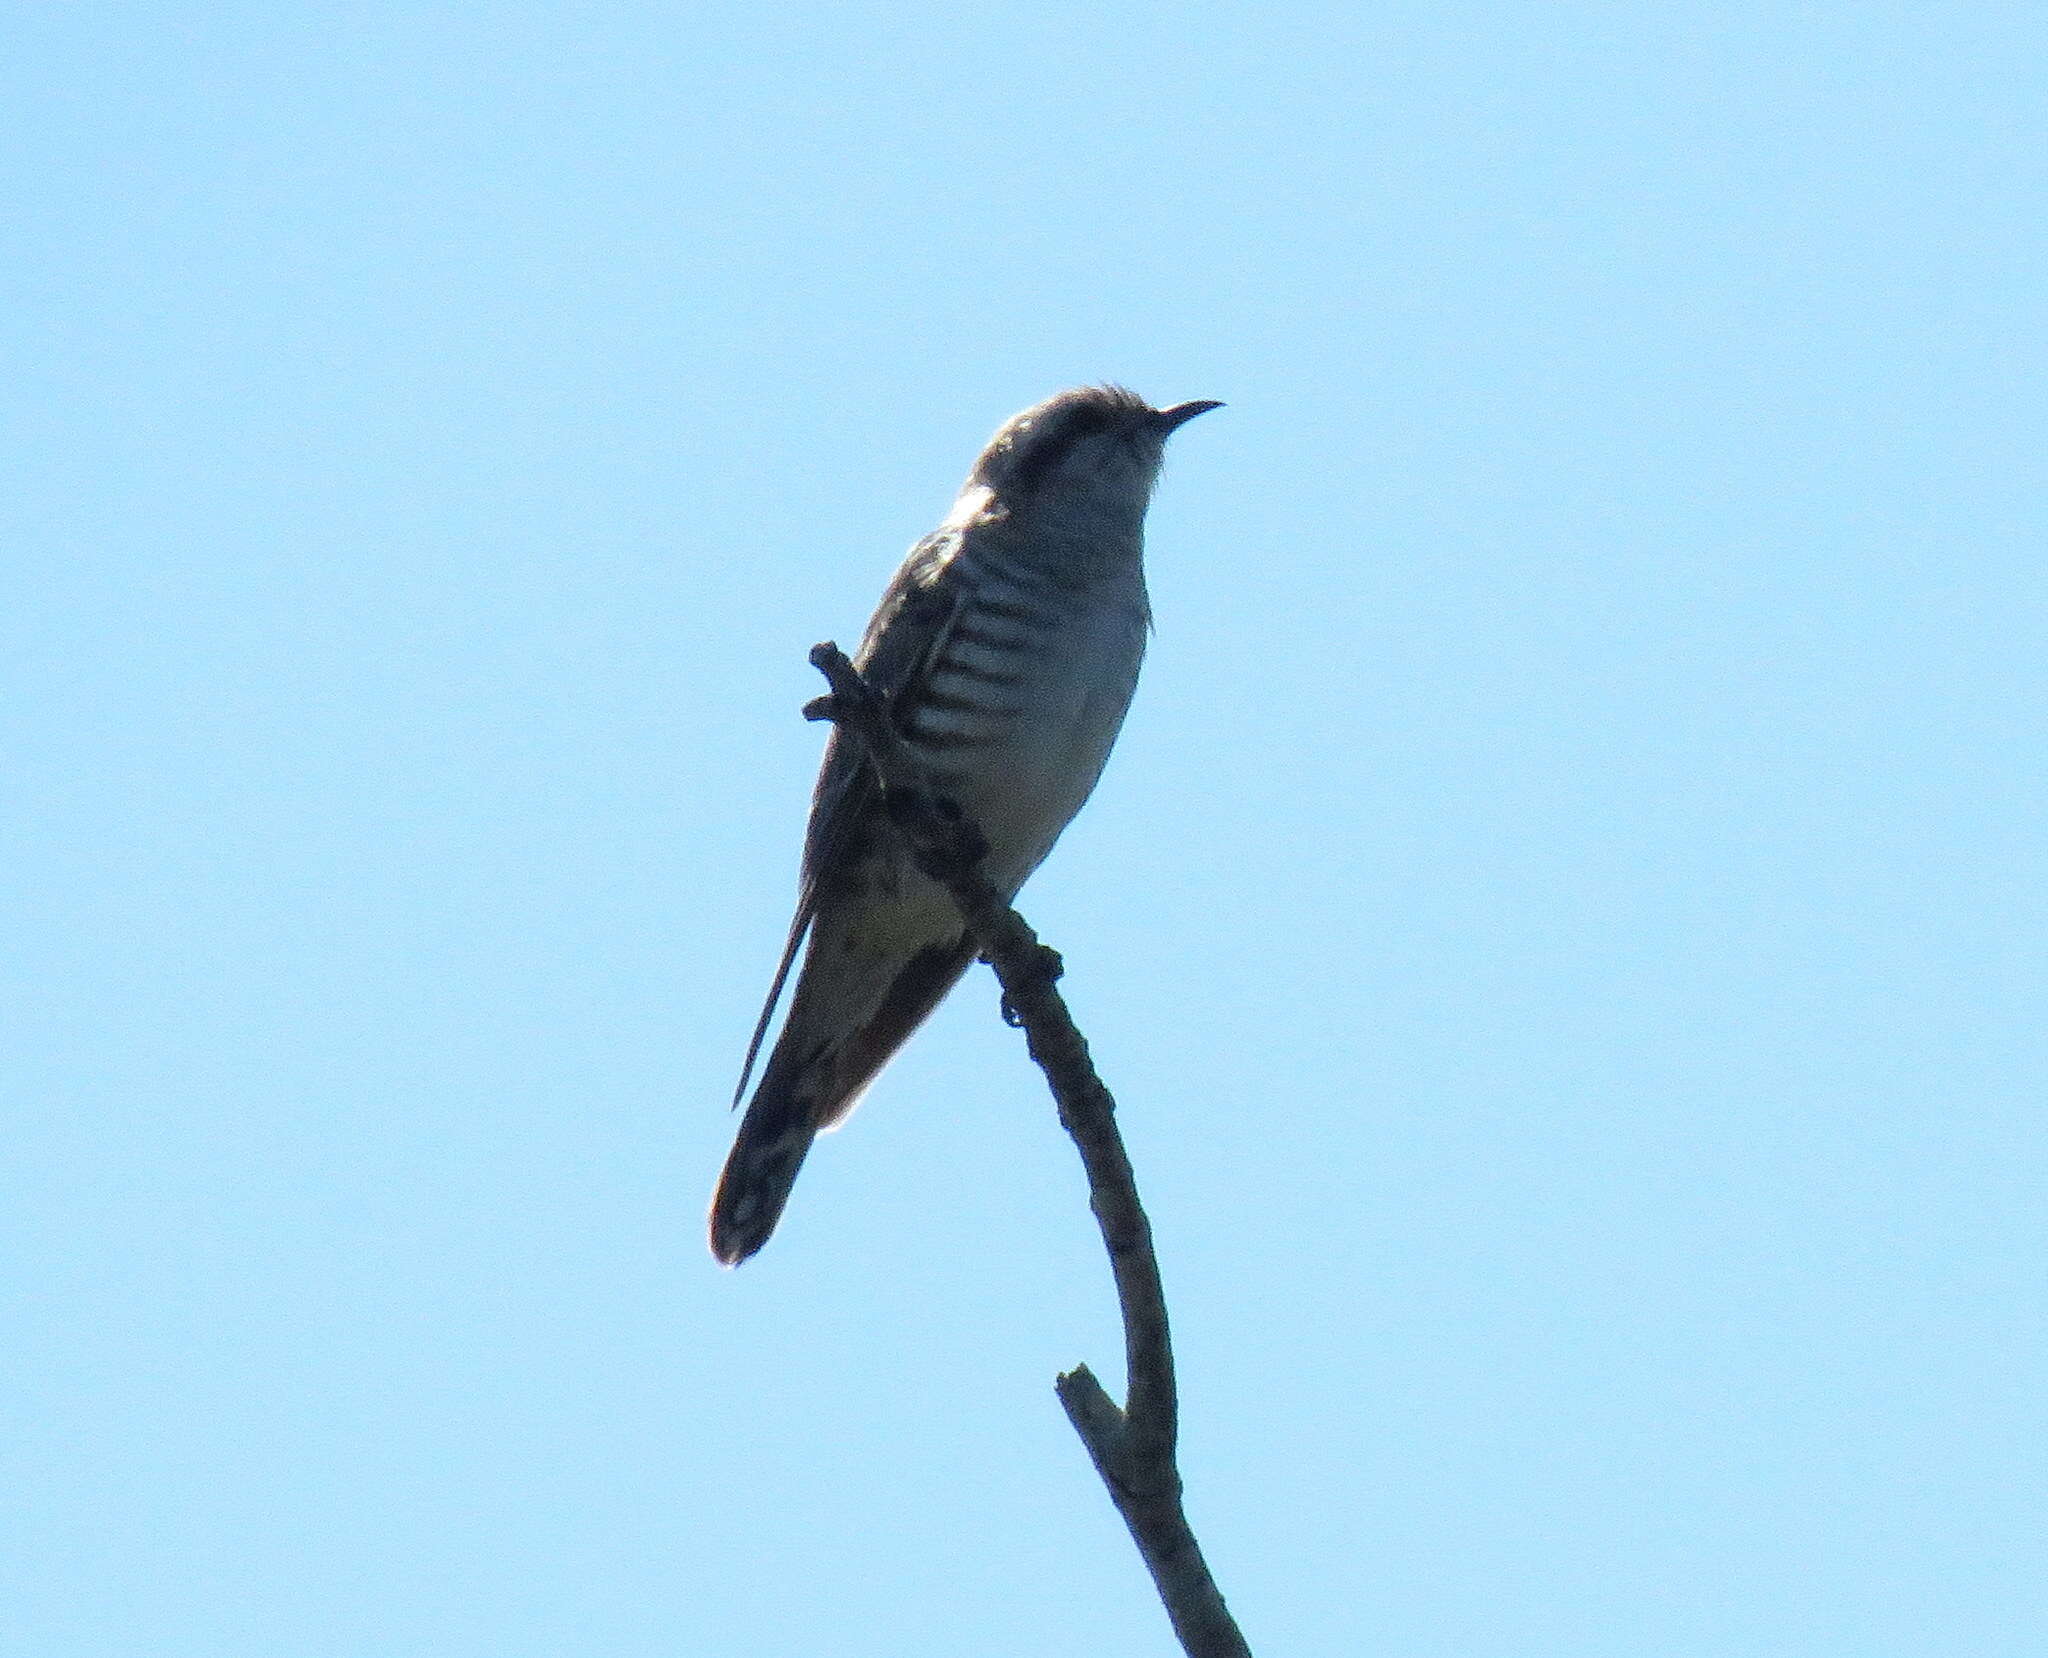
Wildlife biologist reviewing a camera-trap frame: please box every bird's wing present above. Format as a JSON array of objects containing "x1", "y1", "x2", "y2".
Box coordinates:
[{"x1": 731, "y1": 529, "x2": 973, "y2": 1105}]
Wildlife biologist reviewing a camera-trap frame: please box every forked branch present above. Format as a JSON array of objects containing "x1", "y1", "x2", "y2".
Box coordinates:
[{"x1": 805, "y1": 641, "x2": 1252, "y2": 1658}]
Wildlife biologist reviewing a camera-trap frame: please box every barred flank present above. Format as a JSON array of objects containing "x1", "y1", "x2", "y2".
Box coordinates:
[{"x1": 900, "y1": 572, "x2": 1063, "y2": 754}]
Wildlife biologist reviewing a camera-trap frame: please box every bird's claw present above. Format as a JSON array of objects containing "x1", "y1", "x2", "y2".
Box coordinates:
[{"x1": 999, "y1": 945, "x2": 1063, "y2": 1027}]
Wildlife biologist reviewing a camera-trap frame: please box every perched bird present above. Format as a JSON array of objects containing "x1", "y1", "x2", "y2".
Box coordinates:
[{"x1": 710, "y1": 385, "x2": 1220, "y2": 1265}]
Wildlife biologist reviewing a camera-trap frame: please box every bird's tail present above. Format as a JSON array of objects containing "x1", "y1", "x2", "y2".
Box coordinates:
[
  {"x1": 710, "y1": 932, "x2": 979, "y2": 1265},
  {"x1": 708, "y1": 1098, "x2": 818, "y2": 1267}
]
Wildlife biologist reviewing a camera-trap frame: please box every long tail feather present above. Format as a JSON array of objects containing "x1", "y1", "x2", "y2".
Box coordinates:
[{"x1": 709, "y1": 934, "x2": 977, "y2": 1263}]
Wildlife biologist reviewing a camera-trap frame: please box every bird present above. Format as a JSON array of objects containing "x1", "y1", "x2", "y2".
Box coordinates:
[{"x1": 710, "y1": 385, "x2": 1220, "y2": 1265}]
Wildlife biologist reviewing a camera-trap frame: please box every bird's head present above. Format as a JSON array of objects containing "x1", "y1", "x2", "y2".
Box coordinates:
[{"x1": 965, "y1": 385, "x2": 1221, "y2": 522}]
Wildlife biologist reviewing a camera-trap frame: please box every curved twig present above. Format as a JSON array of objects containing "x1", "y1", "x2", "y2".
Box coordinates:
[{"x1": 805, "y1": 642, "x2": 1252, "y2": 1658}]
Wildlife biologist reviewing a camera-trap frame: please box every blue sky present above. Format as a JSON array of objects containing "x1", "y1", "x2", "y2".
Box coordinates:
[{"x1": 6, "y1": 4, "x2": 2043, "y2": 1654}]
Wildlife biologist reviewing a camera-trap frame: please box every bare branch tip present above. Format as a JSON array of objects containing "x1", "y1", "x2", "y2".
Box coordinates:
[{"x1": 1054, "y1": 1363, "x2": 1117, "y2": 1415}]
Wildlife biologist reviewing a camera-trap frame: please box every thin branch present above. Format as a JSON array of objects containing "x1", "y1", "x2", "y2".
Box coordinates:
[{"x1": 806, "y1": 642, "x2": 1253, "y2": 1658}]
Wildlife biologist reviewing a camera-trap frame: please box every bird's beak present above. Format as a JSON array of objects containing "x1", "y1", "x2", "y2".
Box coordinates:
[{"x1": 1154, "y1": 399, "x2": 1224, "y2": 432}]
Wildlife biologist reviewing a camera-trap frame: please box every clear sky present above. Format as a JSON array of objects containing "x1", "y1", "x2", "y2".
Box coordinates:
[{"x1": 7, "y1": 5, "x2": 2042, "y2": 1655}]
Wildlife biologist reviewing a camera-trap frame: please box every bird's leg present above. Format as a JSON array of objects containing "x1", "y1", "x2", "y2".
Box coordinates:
[{"x1": 886, "y1": 786, "x2": 989, "y2": 880}]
